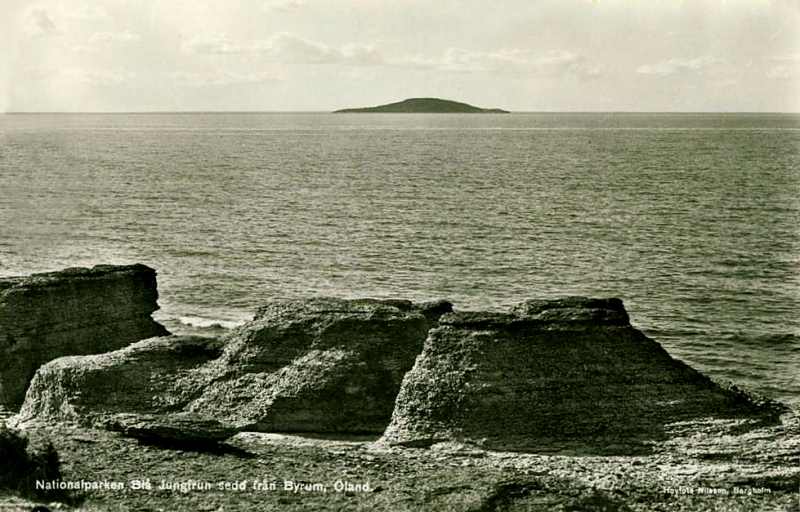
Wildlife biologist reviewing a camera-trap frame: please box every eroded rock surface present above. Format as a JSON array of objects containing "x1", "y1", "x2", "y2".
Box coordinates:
[
  {"x1": 185, "y1": 298, "x2": 452, "y2": 432},
  {"x1": 379, "y1": 297, "x2": 782, "y2": 453},
  {"x1": 16, "y1": 336, "x2": 223, "y2": 425},
  {"x1": 18, "y1": 298, "x2": 452, "y2": 435},
  {"x1": 0, "y1": 264, "x2": 170, "y2": 408}
]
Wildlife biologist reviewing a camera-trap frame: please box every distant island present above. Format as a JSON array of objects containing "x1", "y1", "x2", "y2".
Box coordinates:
[{"x1": 334, "y1": 97, "x2": 510, "y2": 114}]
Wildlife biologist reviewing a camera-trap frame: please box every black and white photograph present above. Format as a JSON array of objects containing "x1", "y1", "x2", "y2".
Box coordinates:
[{"x1": 1, "y1": 1, "x2": 799, "y2": 511}]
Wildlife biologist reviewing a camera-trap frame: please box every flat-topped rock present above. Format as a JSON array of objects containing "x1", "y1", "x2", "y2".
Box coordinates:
[
  {"x1": 0, "y1": 264, "x2": 170, "y2": 408},
  {"x1": 438, "y1": 312, "x2": 518, "y2": 327},
  {"x1": 379, "y1": 297, "x2": 779, "y2": 453},
  {"x1": 253, "y1": 297, "x2": 452, "y2": 325},
  {"x1": 103, "y1": 412, "x2": 237, "y2": 443},
  {"x1": 15, "y1": 290, "x2": 783, "y2": 452},
  {"x1": 439, "y1": 297, "x2": 629, "y2": 328},
  {"x1": 511, "y1": 296, "x2": 630, "y2": 325},
  {"x1": 510, "y1": 297, "x2": 627, "y2": 316}
]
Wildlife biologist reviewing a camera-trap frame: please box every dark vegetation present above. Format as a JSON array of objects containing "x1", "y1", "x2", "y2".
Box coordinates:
[{"x1": 334, "y1": 98, "x2": 509, "y2": 113}]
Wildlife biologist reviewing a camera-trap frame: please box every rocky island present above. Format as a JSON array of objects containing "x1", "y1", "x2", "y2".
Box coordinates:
[
  {"x1": 334, "y1": 97, "x2": 510, "y2": 113},
  {"x1": 1, "y1": 265, "x2": 798, "y2": 512}
]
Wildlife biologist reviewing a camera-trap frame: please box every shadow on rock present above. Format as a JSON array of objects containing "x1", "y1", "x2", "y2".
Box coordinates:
[
  {"x1": 379, "y1": 298, "x2": 787, "y2": 456},
  {"x1": 131, "y1": 437, "x2": 257, "y2": 459}
]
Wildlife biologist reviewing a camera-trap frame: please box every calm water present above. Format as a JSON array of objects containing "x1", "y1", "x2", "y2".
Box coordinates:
[{"x1": 1, "y1": 112, "x2": 798, "y2": 405}]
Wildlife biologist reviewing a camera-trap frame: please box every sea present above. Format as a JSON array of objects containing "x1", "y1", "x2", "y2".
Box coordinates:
[{"x1": 0, "y1": 112, "x2": 798, "y2": 406}]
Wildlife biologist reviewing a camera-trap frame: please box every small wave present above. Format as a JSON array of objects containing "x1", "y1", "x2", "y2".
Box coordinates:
[
  {"x1": 723, "y1": 332, "x2": 800, "y2": 347},
  {"x1": 168, "y1": 249, "x2": 217, "y2": 258},
  {"x1": 175, "y1": 316, "x2": 245, "y2": 330},
  {"x1": 641, "y1": 328, "x2": 706, "y2": 339},
  {"x1": 644, "y1": 328, "x2": 798, "y2": 344}
]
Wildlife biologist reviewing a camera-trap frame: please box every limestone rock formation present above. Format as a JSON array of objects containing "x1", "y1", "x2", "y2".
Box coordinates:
[
  {"x1": 510, "y1": 296, "x2": 630, "y2": 325},
  {"x1": 103, "y1": 412, "x2": 237, "y2": 444},
  {"x1": 379, "y1": 297, "x2": 777, "y2": 453},
  {"x1": 18, "y1": 298, "x2": 452, "y2": 435},
  {"x1": 0, "y1": 264, "x2": 170, "y2": 408},
  {"x1": 185, "y1": 298, "x2": 452, "y2": 432},
  {"x1": 16, "y1": 336, "x2": 223, "y2": 426}
]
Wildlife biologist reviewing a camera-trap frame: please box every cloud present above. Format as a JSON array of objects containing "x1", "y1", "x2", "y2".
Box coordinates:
[
  {"x1": 766, "y1": 53, "x2": 800, "y2": 62},
  {"x1": 395, "y1": 47, "x2": 601, "y2": 77},
  {"x1": 267, "y1": 0, "x2": 306, "y2": 11},
  {"x1": 766, "y1": 65, "x2": 798, "y2": 79},
  {"x1": 182, "y1": 35, "x2": 247, "y2": 55},
  {"x1": 765, "y1": 53, "x2": 800, "y2": 79},
  {"x1": 169, "y1": 70, "x2": 283, "y2": 87},
  {"x1": 90, "y1": 30, "x2": 142, "y2": 44},
  {"x1": 21, "y1": 67, "x2": 135, "y2": 86},
  {"x1": 181, "y1": 33, "x2": 598, "y2": 78},
  {"x1": 636, "y1": 56, "x2": 724, "y2": 77},
  {"x1": 20, "y1": 4, "x2": 112, "y2": 38},
  {"x1": 69, "y1": 69, "x2": 135, "y2": 85},
  {"x1": 24, "y1": 8, "x2": 57, "y2": 37},
  {"x1": 269, "y1": 32, "x2": 342, "y2": 63},
  {"x1": 182, "y1": 32, "x2": 384, "y2": 65},
  {"x1": 71, "y1": 45, "x2": 100, "y2": 54},
  {"x1": 340, "y1": 43, "x2": 384, "y2": 66},
  {"x1": 61, "y1": 5, "x2": 110, "y2": 20}
]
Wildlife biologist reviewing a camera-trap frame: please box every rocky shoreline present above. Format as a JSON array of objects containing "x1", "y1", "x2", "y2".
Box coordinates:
[
  {"x1": 1, "y1": 411, "x2": 798, "y2": 512},
  {"x1": 1, "y1": 265, "x2": 798, "y2": 511},
  {"x1": 0, "y1": 265, "x2": 170, "y2": 409}
]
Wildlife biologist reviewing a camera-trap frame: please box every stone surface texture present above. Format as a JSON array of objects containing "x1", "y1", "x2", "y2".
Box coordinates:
[
  {"x1": 18, "y1": 298, "x2": 452, "y2": 435},
  {"x1": 17, "y1": 336, "x2": 223, "y2": 426},
  {"x1": 103, "y1": 412, "x2": 237, "y2": 443},
  {"x1": 379, "y1": 297, "x2": 779, "y2": 452},
  {"x1": 185, "y1": 298, "x2": 451, "y2": 432},
  {"x1": 0, "y1": 264, "x2": 170, "y2": 408}
]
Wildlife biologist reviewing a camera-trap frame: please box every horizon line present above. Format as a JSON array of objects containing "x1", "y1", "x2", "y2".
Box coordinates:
[{"x1": 3, "y1": 110, "x2": 800, "y2": 115}]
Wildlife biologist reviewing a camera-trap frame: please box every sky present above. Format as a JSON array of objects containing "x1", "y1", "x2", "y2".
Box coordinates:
[{"x1": 1, "y1": 0, "x2": 799, "y2": 112}]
